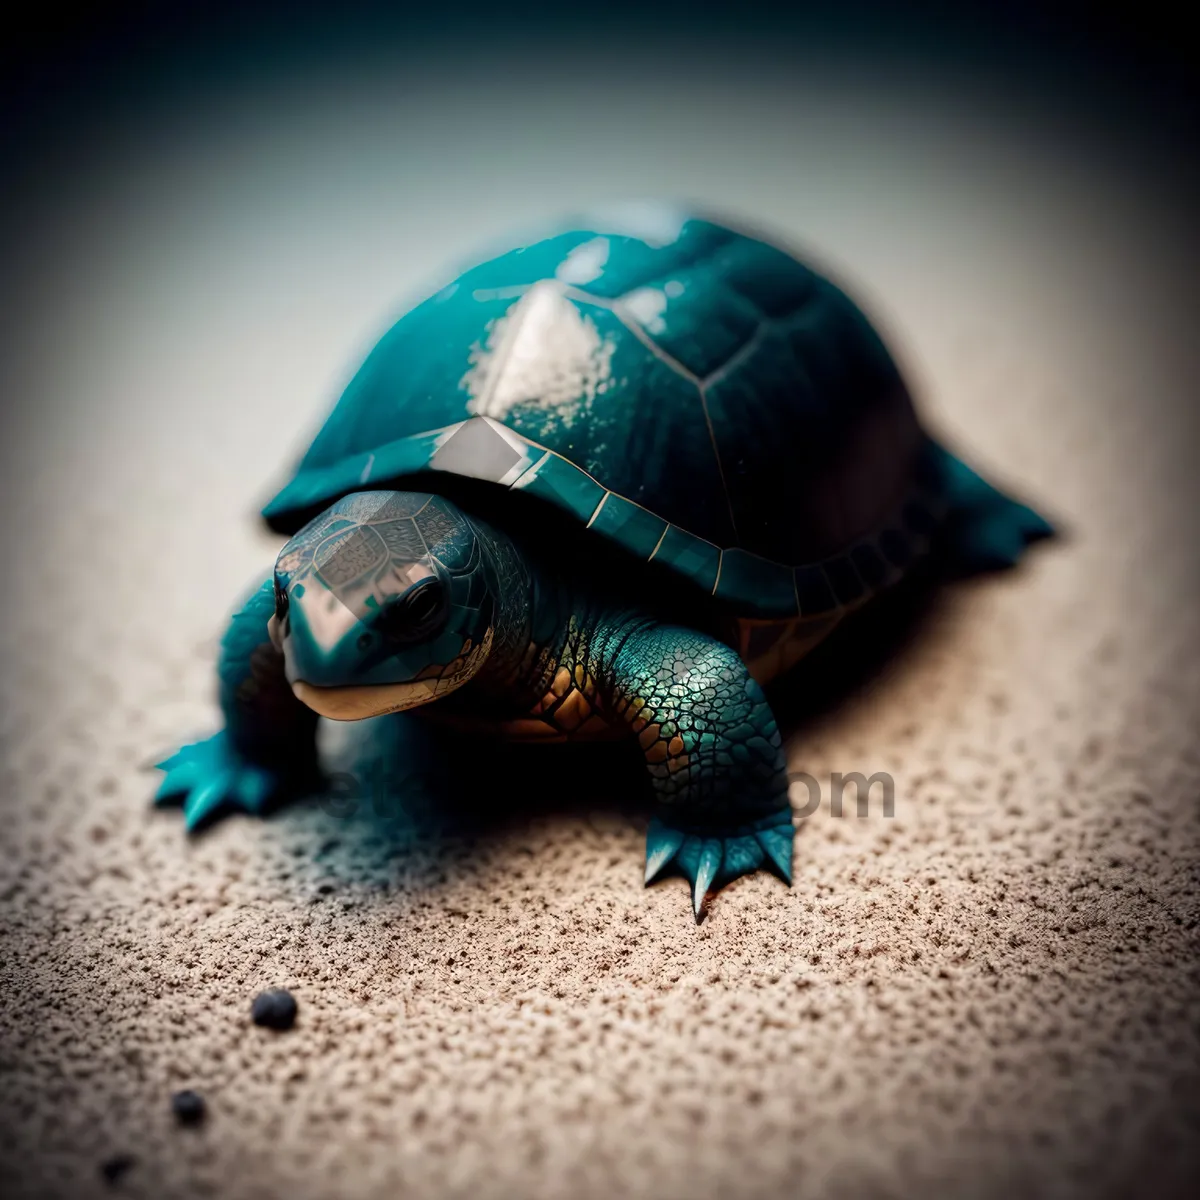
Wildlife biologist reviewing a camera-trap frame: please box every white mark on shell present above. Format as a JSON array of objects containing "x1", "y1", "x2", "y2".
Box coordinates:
[
  {"x1": 460, "y1": 281, "x2": 616, "y2": 433},
  {"x1": 556, "y1": 237, "x2": 610, "y2": 285},
  {"x1": 620, "y1": 287, "x2": 670, "y2": 335}
]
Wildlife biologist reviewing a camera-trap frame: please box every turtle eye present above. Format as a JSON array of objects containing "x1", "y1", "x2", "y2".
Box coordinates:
[
  {"x1": 273, "y1": 579, "x2": 289, "y2": 622},
  {"x1": 376, "y1": 579, "x2": 448, "y2": 644}
]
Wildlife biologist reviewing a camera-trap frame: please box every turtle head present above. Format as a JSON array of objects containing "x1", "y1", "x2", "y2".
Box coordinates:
[{"x1": 269, "y1": 491, "x2": 496, "y2": 720}]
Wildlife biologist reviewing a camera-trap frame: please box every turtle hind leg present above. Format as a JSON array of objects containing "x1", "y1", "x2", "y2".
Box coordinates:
[{"x1": 927, "y1": 442, "x2": 1055, "y2": 575}]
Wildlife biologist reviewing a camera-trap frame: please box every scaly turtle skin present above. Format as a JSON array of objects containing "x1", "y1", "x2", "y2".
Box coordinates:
[{"x1": 155, "y1": 204, "x2": 1053, "y2": 920}]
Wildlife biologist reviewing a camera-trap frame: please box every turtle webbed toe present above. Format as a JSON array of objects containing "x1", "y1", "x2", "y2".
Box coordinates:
[
  {"x1": 644, "y1": 809, "x2": 795, "y2": 922},
  {"x1": 153, "y1": 731, "x2": 304, "y2": 832}
]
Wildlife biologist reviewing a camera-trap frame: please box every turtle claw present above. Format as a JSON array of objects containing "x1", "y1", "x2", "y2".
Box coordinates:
[
  {"x1": 693, "y1": 840, "x2": 723, "y2": 920},
  {"x1": 644, "y1": 824, "x2": 686, "y2": 883},
  {"x1": 643, "y1": 809, "x2": 795, "y2": 920},
  {"x1": 152, "y1": 732, "x2": 299, "y2": 832},
  {"x1": 756, "y1": 825, "x2": 794, "y2": 884},
  {"x1": 153, "y1": 759, "x2": 201, "y2": 802}
]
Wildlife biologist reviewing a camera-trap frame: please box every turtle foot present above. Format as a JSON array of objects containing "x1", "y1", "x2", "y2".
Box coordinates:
[
  {"x1": 643, "y1": 808, "x2": 795, "y2": 922},
  {"x1": 152, "y1": 731, "x2": 316, "y2": 832},
  {"x1": 933, "y1": 446, "x2": 1055, "y2": 574},
  {"x1": 947, "y1": 502, "x2": 1054, "y2": 573}
]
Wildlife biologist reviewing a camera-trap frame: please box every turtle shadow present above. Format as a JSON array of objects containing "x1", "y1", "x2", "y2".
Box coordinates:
[
  {"x1": 766, "y1": 525, "x2": 1060, "y2": 730},
  {"x1": 296, "y1": 710, "x2": 650, "y2": 895},
  {"x1": 301, "y1": 560, "x2": 964, "y2": 896},
  {"x1": 764, "y1": 558, "x2": 952, "y2": 730}
]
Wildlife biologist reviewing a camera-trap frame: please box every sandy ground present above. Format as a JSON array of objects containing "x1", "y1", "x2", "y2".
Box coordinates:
[{"x1": 1, "y1": 44, "x2": 1198, "y2": 1200}]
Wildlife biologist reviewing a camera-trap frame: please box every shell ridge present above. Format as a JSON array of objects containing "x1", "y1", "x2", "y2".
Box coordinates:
[
  {"x1": 700, "y1": 323, "x2": 769, "y2": 391},
  {"x1": 693, "y1": 380, "x2": 741, "y2": 542},
  {"x1": 606, "y1": 220, "x2": 738, "y2": 301},
  {"x1": 608, "y1": 299, "x2": 700, "y2": 384}
]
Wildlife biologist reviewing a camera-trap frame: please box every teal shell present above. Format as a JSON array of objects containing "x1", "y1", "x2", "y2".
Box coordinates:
[{"x1": 262, "y1": 205, "x2": 935, "y2": 620}]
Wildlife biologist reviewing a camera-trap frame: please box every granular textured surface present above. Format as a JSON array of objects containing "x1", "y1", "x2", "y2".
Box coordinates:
[{"x1": 1, "y1": 41, "x2": 1198, "y2": 1200}]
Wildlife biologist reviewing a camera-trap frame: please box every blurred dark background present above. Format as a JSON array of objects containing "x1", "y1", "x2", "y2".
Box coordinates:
[
  {"x1": 2, "y1": 2, "x2": 1194, "y2": 155},
  {"x1": 2, "y1": 2, "x2": 1194, "y2": 386}
]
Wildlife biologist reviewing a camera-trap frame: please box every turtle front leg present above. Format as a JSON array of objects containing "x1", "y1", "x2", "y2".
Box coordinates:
[
  {"x1": 607, "y1": 624, "x2": 795, "y2": 920},
  {"x1": 154, "y1": 577, "x2": 321, "y2": 831}
]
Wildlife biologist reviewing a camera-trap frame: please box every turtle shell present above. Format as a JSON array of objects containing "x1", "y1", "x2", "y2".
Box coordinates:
[{"x1": 262, "y1": 204, "x2": 934, "y2": 620}]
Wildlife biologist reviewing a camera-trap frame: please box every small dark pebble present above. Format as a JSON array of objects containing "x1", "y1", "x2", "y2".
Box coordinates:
[
  {"x1": 172, "y1": 1089, "x2": 206, "y2": 1124},
  {"x1": 251, "y1": 987, "x2": 297, "y2": 1030},
  {"x1": 100, "y1": 1153, "x2": 136, "y2": 1184}
]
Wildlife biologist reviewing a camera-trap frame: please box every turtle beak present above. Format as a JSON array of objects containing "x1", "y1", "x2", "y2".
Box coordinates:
[
  {"x1": 276, "y1": 580, "x2": 454, "y2": 720},
  {"x1": 291, "y1": 678, "x2": 445, "y2": 720},
  {"x1": 278, "y1": 583, "x2": 364, "y2": 688}
]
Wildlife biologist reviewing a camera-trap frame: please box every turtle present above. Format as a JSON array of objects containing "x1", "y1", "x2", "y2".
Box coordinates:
[{"x1": 153, "y1": 202, "x2": 1053, "y2": 920}]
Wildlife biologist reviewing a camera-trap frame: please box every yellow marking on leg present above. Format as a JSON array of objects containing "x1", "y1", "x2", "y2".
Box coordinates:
[
  {"x1": 553, "y1": 689, "x2": 593, "y2": 732},
  {"x1": 638, "y1": 723, "x2": 661, "y2": 750}
]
